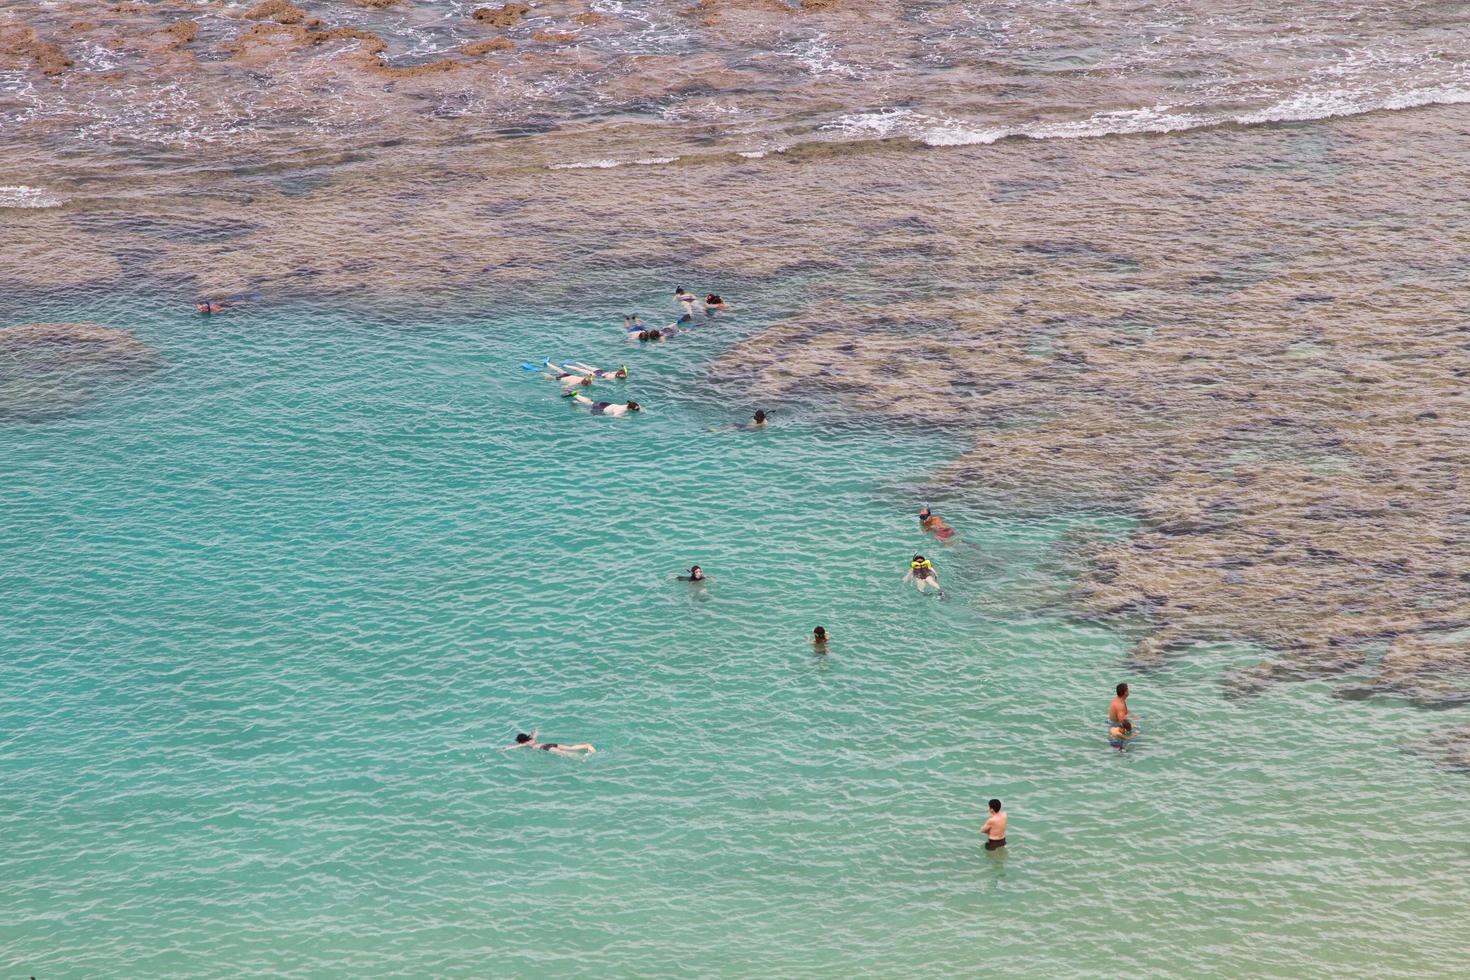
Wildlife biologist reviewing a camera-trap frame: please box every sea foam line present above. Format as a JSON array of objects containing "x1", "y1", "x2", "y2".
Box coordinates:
[
  {"x1": 0, "y1": 184, "x2": 62, "y2": 208},
  {"x1": 545, "y1": 84, "x2": 1470, "y2": 170}
]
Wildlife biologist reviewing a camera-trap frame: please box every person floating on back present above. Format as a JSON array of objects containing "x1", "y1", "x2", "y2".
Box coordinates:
[
  {"x1": 919, "y1": 505, "x2": 957, "y2": 543},
  {"x1": 980, "y1": 799, "x2": 1007, "y2": 851},
  {"x1": 567, "y1": 393, "x2": 640, "y2": 417},
  {"x1": 904, "y1": 554, "x2": 942, "y2": 595},
  {"x1": 503, "y1": 730, "x2": 596, "y2": 756}
]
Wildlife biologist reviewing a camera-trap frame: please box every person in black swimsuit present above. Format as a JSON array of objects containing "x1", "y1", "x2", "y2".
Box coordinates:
[{"x1": 503, "y1": 730, "x2": 596, "y2": 756}]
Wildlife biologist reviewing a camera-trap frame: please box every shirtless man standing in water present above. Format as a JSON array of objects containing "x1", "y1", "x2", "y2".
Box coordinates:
[
  {"x1": 1109, "y1": 683, "x2": 1131, "y2": 725},
  {"x1": 980, "y1": 799, "x2": 1007, "y2": 851}
]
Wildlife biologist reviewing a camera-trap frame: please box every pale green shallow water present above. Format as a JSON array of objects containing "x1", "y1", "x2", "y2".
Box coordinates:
[{"x1": 2, "y1": 299, "x2": 1467, "y2": 977}]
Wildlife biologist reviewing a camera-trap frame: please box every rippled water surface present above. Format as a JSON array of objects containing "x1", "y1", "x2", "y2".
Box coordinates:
[
  {"x1": 3, "y1": 0, "x2": 1470, "y2": 975},
  {"x1": 2, "y1": 300, "x2": 1466, "y2": 976}
]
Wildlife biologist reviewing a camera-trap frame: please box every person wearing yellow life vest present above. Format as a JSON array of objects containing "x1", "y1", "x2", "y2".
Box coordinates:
[{"x1": 903, "y1": 554, "x2": 943, "y2": 595}]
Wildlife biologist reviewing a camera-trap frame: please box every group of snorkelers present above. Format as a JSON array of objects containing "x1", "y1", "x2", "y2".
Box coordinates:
[
  {"x1": 624, "y1": 287, "x2": 731, "y2": 342},
  {"x1": 531, "y1": 287, "x2": 744, "y2": 418},
  {"x1": 534, "y1": 358, "x2": 642, "y2": 417}
]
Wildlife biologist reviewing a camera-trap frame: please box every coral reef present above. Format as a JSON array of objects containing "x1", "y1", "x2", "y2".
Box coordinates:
[{"x1": 0, "y1": 323, "x2": 160, "y2": 421}]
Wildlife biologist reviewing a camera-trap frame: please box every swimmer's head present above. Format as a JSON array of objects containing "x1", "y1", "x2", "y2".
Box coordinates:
[
  {"x1": 913, "y1": 554, "x2": 925, "y2": 563},
  {"x1": 673, "y1": 286, "x2": 684, "y2": 294},
  {"x1": 689, "y1": 565, "x2": 702, "y2": 579},
  {"x1": 579, "y1": 376, "x2": 592, "y2": 386},
  {"x1": 753, "y1": 410, "x2": 766, "y2": 423},
  {"x1": 515, "y1": 733, "x2": 532, "y2": 744},
  {"x1": 1120, "y1": 720, "x2": 1133, "y2": 733},
  {"x1": 1116, "y1": 682, "x2": 1128, "y2": 697},
  {"x1": 919, "y1": 506, "x2": 932, "y2": 519},
  {"x1": 813, "y1": 626, "x2": 826, "y2": 640},
  {"x1": 626, "y1": 401, "x2": 641, "y2": 412},
  {"x1": 615, "y1": 366, "x2": 628, "y2": 379},
  {"x1": 196, "y1": 301, "x2": 211, "y2": 313},
  {"x1": 989, "y1": 799, "x2": 1002, "y2": 812}
]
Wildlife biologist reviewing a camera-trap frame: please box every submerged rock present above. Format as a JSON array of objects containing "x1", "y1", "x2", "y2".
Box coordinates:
[{"x1": 0, "y1": 323, "x2": 160, "y2": 421}]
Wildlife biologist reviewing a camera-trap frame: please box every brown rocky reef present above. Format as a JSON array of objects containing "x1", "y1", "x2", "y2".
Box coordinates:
[
  {"x1": 717, "y1": 282, "x2": 1470, "y2": 714},
  {"x1": 0, "y1": 323, "x2": 161, "y2": 421}
]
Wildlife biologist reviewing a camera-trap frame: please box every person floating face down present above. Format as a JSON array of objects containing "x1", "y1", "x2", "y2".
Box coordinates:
[
  {"x1": 919, "y1": 505, "x2": 957, "y2": 543},
  {"x1": 568, "y1": 392, "x2": 640, "y2": 418},
  {"x1": 673, "y1": 287, "x2": 698, "y2": 316},
  {"x1": 503, "y1": 730, "x2": 596, "y2": 756},
  {"x1": 904, "y1": 554, "x2": 942, "y2": 593}
]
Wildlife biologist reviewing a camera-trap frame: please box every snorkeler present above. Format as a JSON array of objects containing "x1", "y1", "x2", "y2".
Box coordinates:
[
  {"x1": 502, "y1": 730, "x2": 596, "y2": 756},
  {"x1": 704, "y1": 294, "x2": 729, "y2": 316},
  {"x1": 195, "y1": 291, "x2": 258, "y2": 315},
  {"x1": 538, "y1": 361, "x2": 594, "y2": 388},
  {"x1": 903, "y1": 554, "x2": 943, "y2": 595},
  {"x1": 1108, "y1": 719, "x2": 1136, "y2": 752},
  {"x1": 568, "y1": 393, "x2": 641, "y2": 417},
  {"x1": 919, "y1": 505, "x2": 957, "y2": 543},
  {"x1": 673, "y1": 287, "x2": 698, "y2": 316},
  {"x1": 812, "y1": 625, "x2": 829, "y2": 651},
  {"x1": 563, "y1": 361, "x2": 629, "y2": 381},
  {"x1": 677, "y1": 565, "x2": 706, "y2": 583},
  {"x1": 748, "y1": 409, "x2": 768, "y2": 428},
  {"x1": 980, "y1": 799, "x2": 1008, "y2": 851}
]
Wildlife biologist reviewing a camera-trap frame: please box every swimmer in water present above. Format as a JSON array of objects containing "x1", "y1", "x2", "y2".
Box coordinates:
[
  {"x1": 196, "y1": 300, "x2": 229, "y2": 314},
  {"x1": 812, "y1": 625, "x2": 828, "y2": 651},
  {"x1": 563, "y1": 361, "x2": 629, "y2": 381},
  {"x1": 673, "y1": 287, "x2": 698, "y2": 316},
  {"x1": 568, "y1": 393, "x2": 641, "y2": 417},
  {"x1": 623, "y1": 314, "x2": 645, "y2": 331},
  {"x1": 704, "y1": 293, "x2": 729, "y2": 317},
  {"x1": 748, "y1": 409, "x2": 768, "y2": 428},
  {"x1": 980, "y1": 799, "x2": 1007, "y2": 850},
  {"x1": 903, "y1": 555, "x2": 943, "y2": 595},
  {"x1": 919, "y1": 505, "x2": 957, "y2": 544},
  {"x1": 1108, "y1": 719, "x2": 1136, "y2": 752},
  {"x1": 539, "y1": 363, "x2": 594, "y2": 389},
  {"x1": 502, "y1": 730, "x2": 596, "y2": 756},
  {"x1": 677, "y1": 565, "x2": 706, "y2": 583}
]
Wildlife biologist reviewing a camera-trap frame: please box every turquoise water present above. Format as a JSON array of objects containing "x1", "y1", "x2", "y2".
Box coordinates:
[{"x1": 3, "y1": 300, "x2": 1468, "y2": 977}]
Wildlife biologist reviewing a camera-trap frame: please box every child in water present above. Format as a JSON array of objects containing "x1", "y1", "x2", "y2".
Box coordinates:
[{"x1": 1108, "y1": 720, "x2": 1136, "y2": 751}]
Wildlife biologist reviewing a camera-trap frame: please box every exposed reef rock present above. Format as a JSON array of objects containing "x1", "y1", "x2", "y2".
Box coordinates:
[
  {"x1": 0, "y1": 24, "x2": 73, "y2": 75},
  {"x1": 472, "y1": 3, "x2": 531, "y2": 27},
  {"x1": 244, "y1": 1, "x2": 307, "y2": 26},
  {"x1": 462, "y1": 37, "x2": 515, "y2": 55},
  {"x1": 0, "y1": 323, "x2": 160, "y2": 421}
]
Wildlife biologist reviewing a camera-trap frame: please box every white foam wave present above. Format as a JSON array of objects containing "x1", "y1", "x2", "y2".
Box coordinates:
[
  {"x1": 549, "y1": 155, "x2": 679, "y2": 170},
  {"x1": 0, "y1": 185, "x2": 62, "y2": 209},
  {"x1": 826, "y1": 84, "x2": 1470, "y2": 149}
]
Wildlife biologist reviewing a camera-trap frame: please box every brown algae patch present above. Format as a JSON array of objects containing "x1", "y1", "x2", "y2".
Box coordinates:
[{"x1": 0, "y1": 323, "x2": 161, "y2": 421}]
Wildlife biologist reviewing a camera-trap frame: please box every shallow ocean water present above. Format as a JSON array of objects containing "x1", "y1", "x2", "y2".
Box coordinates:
[{"x1": 2, "y1": 298, "x2": 1467, "y2": 976}]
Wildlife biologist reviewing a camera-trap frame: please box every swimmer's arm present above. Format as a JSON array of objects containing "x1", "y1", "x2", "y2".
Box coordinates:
[{"x1": 902, "y1": 570, "x2": 914, "y2": 582}]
